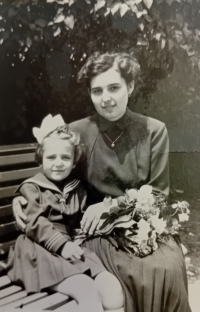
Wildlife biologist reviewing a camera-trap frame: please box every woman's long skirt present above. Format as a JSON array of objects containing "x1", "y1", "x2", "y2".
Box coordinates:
[{"x1": 83, "y1": 237, "x2": 191, "y2": 312}]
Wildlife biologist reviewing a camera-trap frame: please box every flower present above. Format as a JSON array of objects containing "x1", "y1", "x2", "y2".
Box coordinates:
[
  {"x1": 178, "y1": 213, "x2": 189, "y2": 222},
  {"x1": 125, "y1": 189, "x2": 138, "y2": 202},
  {"x1": 78, "y1": 185, "x2": 190, "y2": 258},
  {"x1": 136, "y1": 219, "x2": 151, "y2": 243},
  {"x1": 172, "y1": 218, "x2": 179, "y2": 226},
  {"x1": 117, "y1": 196, "x2": 127, "y2": 208},
  {"x1": 181, "y1": 201, "x2": 190, "y2": 208},
  {"x1": 178, "y1": 201, "x2": 190, "y2": 214},
  {"x1": 149, "y1": 215, "x2": 167, "y2": 234},
  {"x1": 139, "y1": 185, "x2": 152, "y2": 196},
  {"x1": 137, "y1": 185, "x2": 155, "y2": 208},
  {"x1": 149, "y1": 230, "x2": 158, "y2": 251}
]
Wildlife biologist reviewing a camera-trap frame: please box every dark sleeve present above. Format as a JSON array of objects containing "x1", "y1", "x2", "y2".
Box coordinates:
[
  {"x1": 149, "y1": 123, "x2": 169, "y2": 197},
  {"x1": 20, "y1": 183, "x2": 70, "y2": 254},
  {"x1": 77, "y1": 183, "x2": 87, "y2": 214}
]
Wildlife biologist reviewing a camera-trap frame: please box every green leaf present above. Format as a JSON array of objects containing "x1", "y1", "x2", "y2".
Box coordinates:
[
  {"x1": 155, "y1": 33, "x2": 161, "y2": 41},
  {"x1": 106, "y1": 0, "x2": 114, "y2": 7},
  {"x1": 143, "y1": 0, "x2": 153, "y2": 9},
  {"x1": 100, "y1": 212, "x2": 110, "y2": 219},
  {"x1": 183, "y1": 24, "x2": 192, "y2": 38},
  {"x1": 137, "y1": 39, "x2": 148, "y2": 46},
  {"x1": 64, "y1": 15, "x2": 75, "y2": 29},
  {"x1": 138, "y1": 23, "x2": 144, "y2": 31},
  {"x1": 99, "y1": 217, "x2": 115, "y2": 231},
  {"x1": 161, "y1": 38, "x2": 166, "y2": 49},
  {"x1": 136, "y1": 9, "x2": 147, "y2": 18},
  {"x1": 26, "y1": 37, "x2": 32, "y2": 48},
  {"x1": 99, "y1": 215, "x2": 136, "y2": 234},
  {"x1": 104, "y1": 8, "x2": 111, "y2": 17},
  {"x1": 94, "y1": 0, "x2": 106, "y2": 11},
  {"x1": 111, "y1": 3, "x2": 120, "y2": 15},
  {"x1": 69, "y1": 0, "x2": 75, "y2": 5},
  {"x1": 54, "y1": 14, "x2": 65, "y2": 23},
  {"x1": 117, "y1": 196, "x2": 126, "y2": 208},
  {"x1": 35, "y1": 19, "x2": 47, "y2": 28},
  {"x1": 53, "y1": 27, "x2": 61, "y2": 37},
  {"x1": 110, "y1": 206, "x2": 121, "y2": 215},
  {"x1": 175, "y1": 30, "x2": 183, "y2": 43},
  {"x1": 119, "y1": 3, "x2": 129, "y2": 17}
]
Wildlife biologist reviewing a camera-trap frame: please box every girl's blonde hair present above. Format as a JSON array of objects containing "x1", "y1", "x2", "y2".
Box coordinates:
[{"x1": 35, "y1": 124, "x2": 82, "y2": 166}]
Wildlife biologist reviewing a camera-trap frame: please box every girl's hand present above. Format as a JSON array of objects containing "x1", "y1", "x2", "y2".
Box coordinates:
[
  {"x1": 12, "y1": 196, "x2": 28, "y2": 232},
  {"x1": 61, "y1": 242, "x2": 84, "y2": 261},
  {"x1": 80, "y1": 199, "x2": 117, "y2": 235}
]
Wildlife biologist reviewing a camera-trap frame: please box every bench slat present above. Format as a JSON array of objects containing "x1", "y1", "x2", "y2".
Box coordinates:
[
  {"x1": 0, "y1": 153, "x2": 35, "y2": 167},
  {"x1": 0, "y1": 222, "x2": 18, "y2": 237},
  {"x1": 0, "y1": 186, "x2": 19, "y2": 199},
  {"x1": 0, "y1": 290, "x2": 27, "y2": 307},
  {"x1": 55, "y1": 300, "x2": 78, "y2": 312},
  {"x1": 21, "y1": 293, "x2": 69, "y2": 311},
  {"x1": 0, "y1": 205, "x2": 12, "y2": 218},
  {"x1": 0, "y1": 144, "x2": 36, "y2": 154},
  {"x1": 0, "y1": 285, "x2": 22, "y2": 300},
  {"x1": 0, "y1": 261, "x2": 7, "y2": 276},
  {"x1": 0, "y1": 276, "x2": 11, "y2": 290},
  {"x1": 0, "y1": 291, "x2": 48, "y2": 309},
  {"x1": 0, "y1": 240, "x2": 16, "y2": 255},
  {"x1": 0, "y1": 167, "x2": 41, "y2": 182}
]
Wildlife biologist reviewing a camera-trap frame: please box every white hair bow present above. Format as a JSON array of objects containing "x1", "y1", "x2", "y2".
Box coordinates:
[{"x1": 32, "y1": 114, "x2": 65, "y2": 144}]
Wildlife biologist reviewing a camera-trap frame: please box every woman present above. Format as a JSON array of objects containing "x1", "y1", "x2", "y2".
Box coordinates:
[{"x1": 13, "y1": 52, "x2": 191, "y2": 312}]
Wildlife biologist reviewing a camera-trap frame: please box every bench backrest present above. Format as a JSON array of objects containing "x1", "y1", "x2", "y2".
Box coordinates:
[{"x1": 0, "y1": 144, "x2": 41, "y2": 260}]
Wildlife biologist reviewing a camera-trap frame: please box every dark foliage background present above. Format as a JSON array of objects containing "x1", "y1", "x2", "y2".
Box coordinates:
[{"x1": 0, "y1": 0, "x2": 200, "y2": 196}]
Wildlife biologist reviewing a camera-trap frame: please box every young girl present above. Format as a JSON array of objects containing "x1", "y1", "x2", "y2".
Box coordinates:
[{"x1": 7, "y1": 114, "x2": 124, "y2": 312}]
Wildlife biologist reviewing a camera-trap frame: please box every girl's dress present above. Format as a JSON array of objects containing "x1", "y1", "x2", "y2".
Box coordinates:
[
  {"x1": 7, "y1": 173, "x2": 105, "y2": 294},
  {"x1": 70, "y1": 109, "x2": 191, "y2": 312}
]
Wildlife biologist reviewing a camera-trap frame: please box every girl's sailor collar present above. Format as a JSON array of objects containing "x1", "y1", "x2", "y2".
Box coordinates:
[{"x1": 16, "y1": 172, "x2": 80, "y2": 195}]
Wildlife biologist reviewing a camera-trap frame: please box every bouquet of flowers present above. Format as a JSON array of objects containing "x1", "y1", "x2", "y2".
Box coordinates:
[{"x1": 75, "y1": 185, "x2": 190, "y2": 258}]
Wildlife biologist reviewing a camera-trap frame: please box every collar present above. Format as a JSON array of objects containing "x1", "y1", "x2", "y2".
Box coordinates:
[
  {"x1": 96, "y1": 109, "x2": 134, "y2": 132},
  {"x1": 17, "y1": 172, "x2": 80, "y2": 195}
]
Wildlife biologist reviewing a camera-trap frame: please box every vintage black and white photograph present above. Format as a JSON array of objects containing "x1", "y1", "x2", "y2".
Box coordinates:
[{"x1": 0, "y1": 0, "x2": 199, "y2": 311}]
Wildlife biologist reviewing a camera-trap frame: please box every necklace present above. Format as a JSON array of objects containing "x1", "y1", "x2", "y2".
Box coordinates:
[{"x1": 103, "y1": 130, "x2": 124, "y2": 147}]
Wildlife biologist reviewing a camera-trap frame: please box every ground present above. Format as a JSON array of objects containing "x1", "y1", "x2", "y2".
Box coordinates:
[
  {"x1": 179, "y1": 198, "x2": 200, "y2": 312},
  {"x1": 180, "y1": 198, "x2": 200, "y2": 280}
]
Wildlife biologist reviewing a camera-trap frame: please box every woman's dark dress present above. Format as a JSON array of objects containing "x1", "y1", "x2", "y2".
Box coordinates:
[
  {"x1": 7, "y1": 173, "x2": 105, "y2": 293},
  {"x1": 70, "y1": 109, "x2": 191, "y2": 312}
]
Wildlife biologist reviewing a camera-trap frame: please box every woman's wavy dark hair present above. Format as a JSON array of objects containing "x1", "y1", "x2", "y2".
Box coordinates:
[
  {"x1": 35, "y1": 124, "x2": 83, "y2": 166},
  {"x1": 77, "y1": 52, "x2": 141, "y2": 88}
]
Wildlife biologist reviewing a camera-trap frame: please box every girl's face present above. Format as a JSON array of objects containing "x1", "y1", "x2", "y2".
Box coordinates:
[
  {"x1": 42, "y1": 138, "x2": 75, "y2": 182},
  {"x1": 90, "y1": 67, "x2": 134, "y2": 121}
]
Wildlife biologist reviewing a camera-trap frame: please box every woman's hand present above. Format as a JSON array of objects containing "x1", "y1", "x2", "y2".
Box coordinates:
[
  {"x1": 12, "y1": 196, "x2": 28, "y2": 231},
  {"x1": 61, "y1": 242, "x2": 84, "y2": 261},
  {"x1": 80, "y1": 199, "x2": 117, "y2": 235}
]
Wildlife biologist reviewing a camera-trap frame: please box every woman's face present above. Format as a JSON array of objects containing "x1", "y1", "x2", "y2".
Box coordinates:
[{"x1": 90, "y1": 67, "x2": 134, "y2": 121}]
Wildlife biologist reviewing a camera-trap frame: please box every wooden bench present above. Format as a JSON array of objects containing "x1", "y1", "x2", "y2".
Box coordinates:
[
  {"x1": 0, "y1": 143, "x2": 80, "y2": 311},
  {"x1": 0, "y1": 143, "x2": 188, "y2": 311}
]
